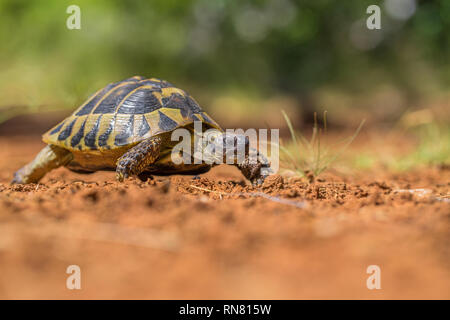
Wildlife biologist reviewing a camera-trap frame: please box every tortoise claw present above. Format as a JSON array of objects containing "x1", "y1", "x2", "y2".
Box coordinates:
[
  {"x1": 11, "y1": 167, "x2": 34, "y2": 184},
  {"x1": 11, "y1": 170, "x2": 24, "y2": 184},
  {"x1": 251, "y1": 177, "x2": 264, "y2": 187},
  {"x1": 116, "y1": 170, "x2": 128, "y2": 182},
  {"x1": 250, "y1": 167, "x2": 272, "y2": 186}
]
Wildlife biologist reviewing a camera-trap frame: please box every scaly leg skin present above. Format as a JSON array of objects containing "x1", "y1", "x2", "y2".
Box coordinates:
[
  {"x1": 116, "y1": 136, "x2": 162, "y2": 182},
  {"x1": 12, "y1": 145, "x2": 73, "y2": 184},
  {"x1": 237, "y1": 149, "x2": 272, "y2": 186}
]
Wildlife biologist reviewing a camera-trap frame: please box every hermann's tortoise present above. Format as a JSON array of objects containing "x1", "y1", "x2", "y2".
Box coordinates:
[{"x1": 12, "y1": 76, "x2": 270, "y2": 185}]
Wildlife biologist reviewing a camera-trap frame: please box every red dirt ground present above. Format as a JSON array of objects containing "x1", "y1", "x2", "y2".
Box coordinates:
[{"x1": 0, "y1": 136, "x2": 448, "y2": 299}]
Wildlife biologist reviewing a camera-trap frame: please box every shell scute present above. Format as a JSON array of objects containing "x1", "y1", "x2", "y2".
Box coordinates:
[{"x1": 43, "y1": 76, "x2": 221, "y2": 151}]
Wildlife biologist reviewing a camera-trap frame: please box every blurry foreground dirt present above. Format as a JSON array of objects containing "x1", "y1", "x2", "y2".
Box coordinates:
[{"x1": 0, "y1": 136, "x2": 449, "y2": 299}]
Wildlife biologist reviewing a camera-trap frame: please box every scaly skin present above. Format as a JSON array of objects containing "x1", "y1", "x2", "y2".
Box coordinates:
[
  {"x1": 115, "y1": 136, "x2": 162, "y2": 182},
  {"x1": 12, "y1": 145, "x2": 73, "y2": 184},
  {"x1": 237, "y1": 150, "x2": 272, "y2": 186}
]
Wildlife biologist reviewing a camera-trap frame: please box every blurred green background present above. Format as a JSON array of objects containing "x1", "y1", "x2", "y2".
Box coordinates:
[{"x1": 0, "y1": 0, "x2": 449, "y2": 127}]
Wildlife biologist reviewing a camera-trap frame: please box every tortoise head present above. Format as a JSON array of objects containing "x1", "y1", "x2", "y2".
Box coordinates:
[
  {"x1": 201, "y1": 131, "x2": 271, "y2": 185},
  {"x1": 201, "y1": 131, "x2": 248, "y2": 164}
]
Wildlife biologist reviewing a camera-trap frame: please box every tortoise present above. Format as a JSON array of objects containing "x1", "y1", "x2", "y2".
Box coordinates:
[{"x1": 12, "y1": 76, "x2": 270, "y2": 185}]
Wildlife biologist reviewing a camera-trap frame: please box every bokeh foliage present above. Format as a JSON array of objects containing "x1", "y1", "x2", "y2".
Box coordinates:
[{"x1": 0, "y1": 0, "x2": 448, "y2": 119}]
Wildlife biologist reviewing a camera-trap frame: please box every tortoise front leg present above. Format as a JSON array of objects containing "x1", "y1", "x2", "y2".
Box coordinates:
[
  {"x1": 116, "y1": 136, "x2": 162, "y2": 182},
  {"x1": 237, "y1": 149, "x2": 272, "y2": 186},
  {"x1": 12, "y1": 145, "x2": 73, "y2": 184}
]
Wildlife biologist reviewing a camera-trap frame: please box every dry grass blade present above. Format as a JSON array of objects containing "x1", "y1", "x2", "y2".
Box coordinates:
[{"x1": 280, "y1": 111, "x2": 365, "y2": 179}]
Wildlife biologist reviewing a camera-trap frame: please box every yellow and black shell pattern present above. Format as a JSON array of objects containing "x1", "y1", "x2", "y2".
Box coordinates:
[{"x1": 43, "y1": 76, "x2": 221, "y2": 151}]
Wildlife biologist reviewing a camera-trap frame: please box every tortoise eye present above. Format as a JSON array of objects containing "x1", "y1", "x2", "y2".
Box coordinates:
[{"x1": 203, "y1": 130, "x2": 222, "y2": 142}]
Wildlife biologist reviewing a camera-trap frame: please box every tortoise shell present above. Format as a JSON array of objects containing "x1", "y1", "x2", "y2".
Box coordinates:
[{"x1": 43, "y1": 76, "x2": 221, "y2": 151}]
